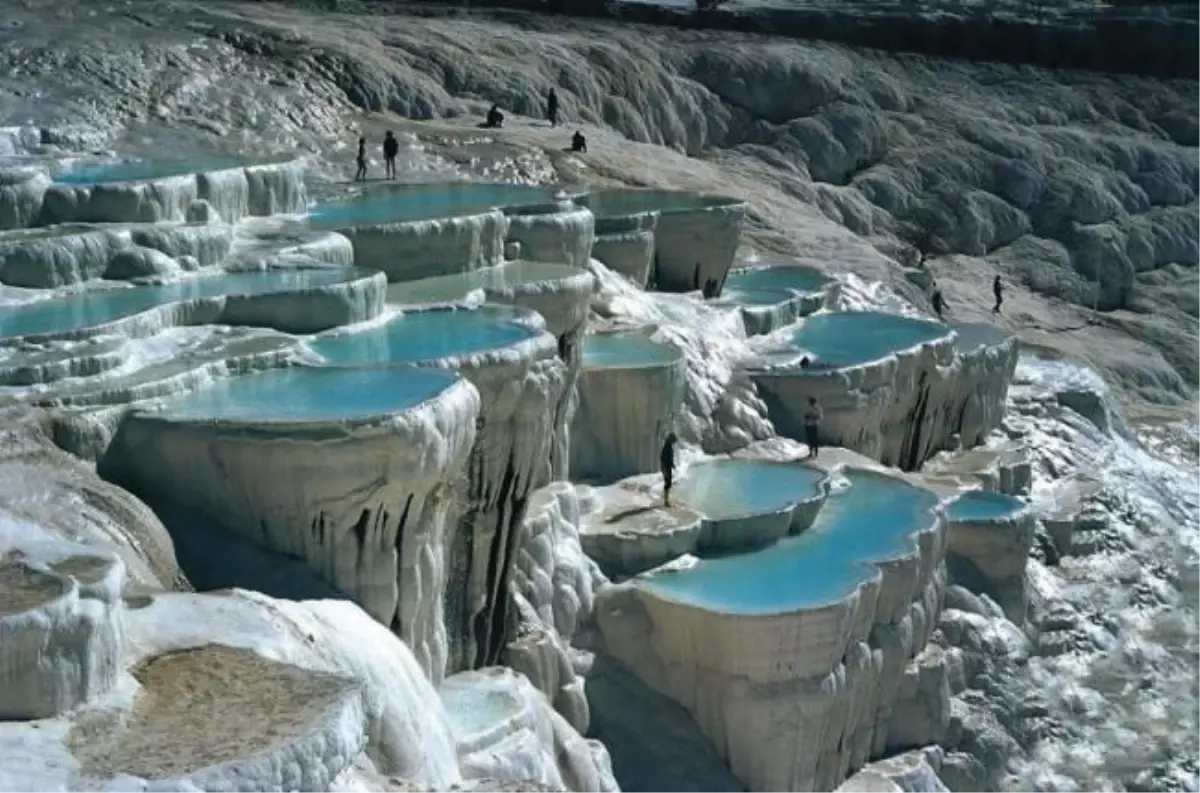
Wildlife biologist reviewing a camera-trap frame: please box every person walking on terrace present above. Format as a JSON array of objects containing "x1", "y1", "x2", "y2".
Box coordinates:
[
  {"x1": 992, "y1": 275, "x2": 1004, "y2": 314},
  {"x1": 804, "y1": 396, "x2": 823, "y2": 460},
  {"x1": 660, "y1": 432, "x2": 678, "y2": 508},
  {"x1": 354, "y1": 136, "x2": 368, "y2": 182},
  {"x1": 547, "y1": 88, "x2": 560, "y2": 128}
]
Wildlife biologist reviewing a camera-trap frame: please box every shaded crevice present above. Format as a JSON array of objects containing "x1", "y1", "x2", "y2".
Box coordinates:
[
  {"x1": 388, "y1": 494, "x2": 415, "y2": 634},
  {"x1": 901, "y1": 377, "x2": 932, "y2": 472},
  {"x1": 472, "y1": 447, "x2": 523, "y2": 669}
]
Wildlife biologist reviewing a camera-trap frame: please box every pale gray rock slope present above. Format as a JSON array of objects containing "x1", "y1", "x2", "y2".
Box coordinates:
[{"x1": 1, "y1": 0, "x2": 1194, "y2": 413}]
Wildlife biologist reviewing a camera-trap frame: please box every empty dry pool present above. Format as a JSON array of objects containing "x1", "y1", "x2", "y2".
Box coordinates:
[
  {"x1": 944, "y1": 490, "x2": 1034, "y2": 621},
  {"x1": 308, "y1": 182, "x2": 566, "y2": 280},
  {"x1": 571, "y1": 328, "x2": 686, "y2": 483},
  {"x1": 674, "y1": 458, "x2": 828, "y2": 552},
  {"x1": 579, "y1": 189, "x2": 746, "y2": 294},
  {"x1": 0, "y1": 267, "x2": 383, "y2": 341}
]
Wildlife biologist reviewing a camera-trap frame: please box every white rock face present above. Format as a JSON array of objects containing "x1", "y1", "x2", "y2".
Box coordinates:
[
  {"x1": 0, "y1": 547, "x2": 125, "y2": 720},
  {"x1": 0, "y1": 227, "x2": 131, "y2": 288},
  {"x1": 506, "y1": 482, "x2": 608, "y2": 731},
  {"x1": 103, "y1": 245, "x2": 183, "y2": 280},
  {"x1": 590, "y1": 213, "x2": 657, "y2": 287},
  {"x1": 751, "y1": 320, "x2": 1019, "y2": 470},
  {"x1": 835, "y1": 747, "x2": 949, "y2": 792},
  {"x1": 571, "y1": 330, "x2": 687, "y2": 483},
  {"x1": 440, "y1": 667, "x2": 617, "y2": 792},
  {"x1": 504, "y1": 203, "x2": 596, "y2": 271},
  {"x1": 336, "y1": 210, "x2": 508, "y2": 281},
  {"x1": 578, "y1": 480, "x2": 704, "y2": 577},
  {"x1": 406, "y1": 321, "x2": 571, "y2": 675},
  {"x1": 651, "y1": 201, "x2": 747, "y2": 293},
  {"x1": 592, "y1": 467, "x2": 949, "y2": 792},
  {"x1": 107, "y1": 376, "x2": 480, "y2": 681},
  {"x1": 0, "y1": 168, "x2": 51, "y2": 230},
  {"x1": 944, "y1": 504, "x2": 1037, "y2": 623},
  {"x1": 35, "y1": 161, "x2": 308, "y2": 227}
]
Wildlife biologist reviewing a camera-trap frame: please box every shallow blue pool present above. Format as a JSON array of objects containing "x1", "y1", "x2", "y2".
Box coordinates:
[
  {"x1": 724, "y1": 266, "x2": 830, "y2": 295},
  {"x1": 675, "y1": 459, "x2": 826, "y2": 520},
  {"x1": 786, "y1": 312, "x2": 950, "y2": 369},
  {"x1": 716, "y1": 287, "x2": 800, "y2": 307},
  {"x1": 642, "y1": 469, "x2": 939, "y2": 613},
  {"x1": 582, "y1": 330, "x2": 681, "y2": 369},
  {"x1": 0, "y1": 269, "x2": 358, "y2": 339},
  {"x1": 309, "y1": 306, "x2": 538, "y2": 366},
  {"x1": 950, "y1": 321, "x2": 1011, "y2": 354},
  {"x1": 147, "y1": 366, "x2": 459, "y2": 424},
  {"x1": 581, "y1": 188, "x2": 734, "y2": 217},
  {"x1": 945, "y1": 491, "x2": 1026, "y2": 522},
  {"x1": 53, "y1": 157, "x2": 247, "y2": 185},
  {"x1": 309, "y1": 183, "x2": 562, "y2": 227},
  {"x1": 387, "y1": 261, "x2": 583, "y2": 305}
]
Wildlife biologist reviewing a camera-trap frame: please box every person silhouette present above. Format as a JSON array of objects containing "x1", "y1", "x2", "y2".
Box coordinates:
[
  {"x1": 547, "y1": 88, "x2": 560, "y2": 127},
  {"x1": 660, "y1": 432, "x2": 678, "y2": 507},
  {"x1": 992, "y1": 275, "x2": 1004, "y2": 314},
  {"x1": 354, "y1": 136, "x2": 367, "y2": 182},
  {"x1": 382, "y1": 131, "x2": 399, "y2": 180}
]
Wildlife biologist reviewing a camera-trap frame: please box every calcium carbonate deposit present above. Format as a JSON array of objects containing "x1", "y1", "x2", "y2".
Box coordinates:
[{"x1": 0, "y1": 0, "x2": 1195, "y2": 791}]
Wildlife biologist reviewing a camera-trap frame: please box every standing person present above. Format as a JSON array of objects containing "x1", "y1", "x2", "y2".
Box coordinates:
[
  {"x1": 660, "y1": 432, "x2": 678, "y2": 508},
  {"x1": 932, "y1": 287, "x2": 947, "y2": 321},
  {"x1": 547, "y1": 88, "x2": 560, "y2": 127},
  {"x1": 382, "y1": 131, "x2": 399, "y2": 180},
  {"x1": 992, "y1": 275, "x2": 1004, "y2": 314},
  {"x1": 354, "y1": 135, "x2": 367, "y2": 182},
  {"x1": 804, "y1": 396, "x2": 823, "y2": 460}
]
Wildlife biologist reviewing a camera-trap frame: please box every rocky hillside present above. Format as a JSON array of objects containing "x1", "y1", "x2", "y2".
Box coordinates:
[{"x1": 1, "y1": 0, "x2": 1196, "y2": 410}]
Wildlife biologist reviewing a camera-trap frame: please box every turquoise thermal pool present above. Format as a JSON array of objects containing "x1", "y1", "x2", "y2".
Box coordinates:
[
  {"x1": 581, "y1": 330, "x2": 681, "y2": 370},
  {"x1": 0, "y1": 269, "x2": 361, "y2": 340},
  {"x1": 945, "y1": 490, "x2": 1027, "y2": 522},
  {"x1": 716, "y1": 287, "x2": 799, "y2": 307},
  {"x1": 949, "y1": 321, "x2": 1012, "y2": 354},
  {"x1": 308, "y1": 183, "x2": 566, "y2": 228},
  {"x1": 674, "y1": 459, "x2": 827, "y2": 520},
  {"x1": 387, "y1": 261, "x2": 583, "y2": 305},
  {"x1": 783, "y1": 311, "x2": 951, "y2": 370},
  {"x1": 641, "y1": 469, "x2": 940, "y2": 614},
  {"x1": 53, "y1": 157, "x2": 248, "y2": 185},
  {"x1": 308, "y1": 305, "x2": 539, "y2": 366},
  {"x1": 581, "y1": 188, "x2": 738, "y2": 217},
  {"x1": 144, "y1": 366, "x2": 460, "y2": 424},
  {"x1": 723, "y1": 265, "x2": 830, "y2": 295}
]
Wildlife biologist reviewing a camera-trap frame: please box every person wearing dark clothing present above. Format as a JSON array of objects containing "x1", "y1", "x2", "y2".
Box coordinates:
[
  {"x1": 571, "y1": 130, "x2": 587, "y2": 153},
  {"x1": 992, "y1": 275, "x2": 1004, "y2": 314},
  {"x1": 804, "y1": 397, "x2": 823, "y2": 459},
  {"x1": 484, "y1": 104, "x2": 504, "y2": 129},
  {"x1": 354, "y1": 136, "x2": 368, "y2": 182},
  {"x1": 660, "y1": 432, "x2": 678, "y2": 507},
  {"x1": 799, "y1": 355, "x2": 811, "y2": 369},
  {"x1": 931, "y1": 287, "x2": 947, "y2": 321},
  {"x1": 382, "y1": 131, "x2": 399, "y2": 180},
  {"x1": 547, "y1": 88, "x2": 560, "y2": 127}
]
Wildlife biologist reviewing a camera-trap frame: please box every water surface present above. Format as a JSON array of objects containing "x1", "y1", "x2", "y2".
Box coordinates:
[
  {"x1": 582, "y1": 330, "x2": 681, "y2": 369},
  {"x1": 785, "y1": 311, "x2": 949, "y2": 369},
  {"x1": 724, "y1": 265, "x2": 830, "y2": 294},
  {"x1": 642, "y1": 469, "x2": 939, "y2": 613},
  {"x1": 148, "y1": 366, "x2": 459, "y2": 423},
  {"x1": 675, "y1": 458, "x2": 826, "y2": 519},
  {"x1": 945, "y1": 490, "x2": 1026, "y2": 522}
]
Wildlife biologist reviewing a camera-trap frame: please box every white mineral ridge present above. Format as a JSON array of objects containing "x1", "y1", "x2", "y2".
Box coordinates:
[{"x1": 440, "y1": 667, "x2": 617, "y2": 792}]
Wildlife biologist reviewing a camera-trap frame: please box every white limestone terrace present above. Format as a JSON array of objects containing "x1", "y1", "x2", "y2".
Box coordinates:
[
  {"x1": 942, "y1": 490, "x2": 1036, "y2": 623},
  {"x1": 0, "y1": 266, "x2": 386, "y2": 344},
  {"x1": 714, "y1": 259, "x2": 834, "y2": 336},
  {"x1": 593, "y1": 464, "x2": 950, "y2": 791},
  {"x1": 571, "y1": 327, "x2": 687, "y2": 484},
  {"x1": 577, "y1": 189, "x2": 748, "y2": 294},
  {"x1": 304, "y1": 304, "x2": 572, "y2": 675},
  {"x1": 0, "y1": 156, "x2": 309, "y2": 229},
  {"x1": 106, "y1": 365, "x2": 479, "y2": 682},
  {"x1": 306, "y1": 182, "x2": 574, "y2": 280},
  {"x1": 746, "y1": 311, "x2": 1018, "y2": 470}
]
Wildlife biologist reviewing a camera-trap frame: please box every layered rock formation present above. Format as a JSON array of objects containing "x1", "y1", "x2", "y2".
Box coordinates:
[{"x1": 751, "y1": 313, "x2": 1018, "y2": 470}]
